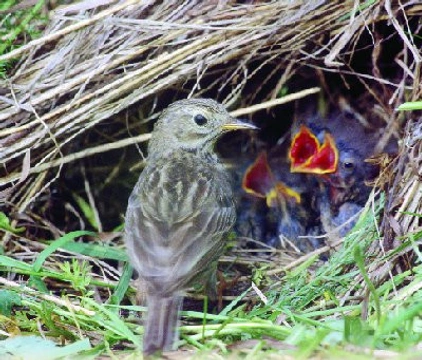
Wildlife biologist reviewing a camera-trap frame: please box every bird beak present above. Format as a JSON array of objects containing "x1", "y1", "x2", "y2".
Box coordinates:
[
  {"x1": 291, "y1": 133, "x2": 339, "y2": 174},
  {"x1": 242, "y1": 151, "x2": 273, "y2": 199},
  {"x1": 222, "y1": 119, "x2": 258, "y2": 131},
  {"x1": 289, "y1": 125, "x2": 319, "y2": 168},
  {"x1": 289, "y1": 125, "x2": 339, "y2": 174},
  {"x1": 242, "y1": 151, "x2": 301, "y2": 208}
]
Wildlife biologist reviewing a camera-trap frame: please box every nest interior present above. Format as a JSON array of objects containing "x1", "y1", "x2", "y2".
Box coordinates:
[{"x1": 1, "y1": 0, "x2": 422, "y2": 302}]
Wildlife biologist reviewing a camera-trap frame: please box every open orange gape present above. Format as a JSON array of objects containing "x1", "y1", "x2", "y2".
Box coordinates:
[
  {"x1": 242, "y1": 151, "x2": 301, "y2": 208},
  {"x1": 289, "y1": 125, "x2": 339, "y2": 175}
]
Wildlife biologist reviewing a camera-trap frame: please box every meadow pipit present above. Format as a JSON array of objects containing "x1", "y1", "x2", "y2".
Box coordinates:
[{"x1": 125, "y1": 98, "x2": 257, "y2": 355}]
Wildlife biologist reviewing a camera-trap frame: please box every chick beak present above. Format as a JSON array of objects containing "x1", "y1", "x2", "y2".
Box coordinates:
[
  {"x1": 242, "y1": 151, "x2": 273, "y2": 198},
  {"x1": 242, "y1": 151, "x2": 301, "y2": 208},
  {"x1": 292, "y1": 133, "x2": 339, "y2": 174},
  {"x1": 289, "y1": 125, "x2": 319, "y2": 169},
  {"x1": 222, "y1": 119, "x2": 258, "y2": 131}
]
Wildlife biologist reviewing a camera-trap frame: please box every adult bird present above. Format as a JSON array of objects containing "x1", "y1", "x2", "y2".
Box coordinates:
[{"x1": 125, "y1": 98, "x2": 257, "y2": 355}]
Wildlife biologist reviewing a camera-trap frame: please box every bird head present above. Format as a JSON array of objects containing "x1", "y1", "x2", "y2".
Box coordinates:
[
  {"x1": 289, "y1": 112, "x2": 379, "y2": 206},
  {"x1": 148, "y1": 98, "x2": 257, "y2": 156},
  {"x1": 324, "y1": 143, "x2": 377, "y2": 205}
]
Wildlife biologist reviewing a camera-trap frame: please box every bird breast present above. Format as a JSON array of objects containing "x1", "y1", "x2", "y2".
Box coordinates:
[
  {"x1": 137, "y1": 153, "x2": 233, "y2": 225},
  {"x1": 125, "y1": 151, "x2": 236, "y2": 294}
]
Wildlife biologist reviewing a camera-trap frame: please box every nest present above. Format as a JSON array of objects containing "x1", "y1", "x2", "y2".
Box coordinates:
[{"x1": 1, "y1": 1, "x2": 422, "y2": 292}]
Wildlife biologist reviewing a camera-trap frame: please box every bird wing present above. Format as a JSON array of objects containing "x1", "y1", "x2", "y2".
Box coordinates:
[{"x1": 125, "y1": 152, "x2": 236, "y2": 296}]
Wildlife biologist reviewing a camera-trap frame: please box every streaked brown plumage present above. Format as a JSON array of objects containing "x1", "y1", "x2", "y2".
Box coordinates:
[{"x1": 125, "y1": 98, "x2": 256, "y2": 355}]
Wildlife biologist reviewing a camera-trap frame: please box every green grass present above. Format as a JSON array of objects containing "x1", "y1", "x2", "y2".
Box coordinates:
[
  {"x1": 397, "y1": 101, "x2": 422, "y2": 111},
  {"x1": 1, "y1": 198, "x2": 422, "y2": 358},
  {"x1": 0, "y1": 0, "x2": 48, "y2": 78}
]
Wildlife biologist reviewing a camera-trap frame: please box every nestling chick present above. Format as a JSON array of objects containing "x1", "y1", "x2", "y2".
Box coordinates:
[
  {"x1": 290, "y1": 110, "x2": 392, "y2": 241},
  {"x1": 239, "y1": 150, "x2": 319, "y2": 252}
]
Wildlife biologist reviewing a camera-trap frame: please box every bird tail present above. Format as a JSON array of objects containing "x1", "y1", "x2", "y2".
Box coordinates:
[{"x1": 143, "y1": 294, "x2": 183, "y2": 355}]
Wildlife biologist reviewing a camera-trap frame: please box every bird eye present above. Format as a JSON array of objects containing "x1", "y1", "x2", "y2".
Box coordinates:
[
  {"x1": 194, "y1": 114, "x2": 208, "y2": 126},
  {"x1": 343, "y1": 161, "x2": 355, "y2": 170}
]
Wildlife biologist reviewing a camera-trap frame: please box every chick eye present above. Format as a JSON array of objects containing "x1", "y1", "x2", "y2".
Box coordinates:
[
  {"x1": 343, "y1": 161, "x2": 355, "y2": 170},
  {"x1": 194, "y1": 114, "x2": 208, "y2": 126}
]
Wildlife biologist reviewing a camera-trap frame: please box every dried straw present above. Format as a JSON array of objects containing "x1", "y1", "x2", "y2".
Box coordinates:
[{"x1": 0, "y1": 1, "x2": 391, "y2": 204}]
